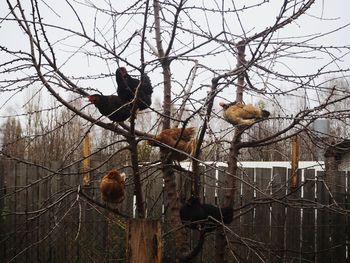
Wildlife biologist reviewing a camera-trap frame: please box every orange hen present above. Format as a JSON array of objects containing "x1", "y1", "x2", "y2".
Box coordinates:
[
  {"x1": 100, "y1": 169, "x2": 126, "y2": 204},
  {"x1": 148, "y1": 127, "x2": 196, "y2": 161},
  {"x1": 219, "y1": 101, "x2": 270, "y2": 126}
]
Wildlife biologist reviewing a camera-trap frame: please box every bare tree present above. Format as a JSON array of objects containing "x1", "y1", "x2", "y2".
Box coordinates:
[
  {"x1": 1, "y1": 117, "x2": 25, "y2": 159},
  {"x1": 1, "y1": 0, "x2": 350, "y2": 262}
]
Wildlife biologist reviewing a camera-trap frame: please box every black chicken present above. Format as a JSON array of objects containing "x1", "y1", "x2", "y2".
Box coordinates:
[
  {"x1": 115, "y1": 67, "x2": 153, "y2": 110},
  {"x1": 180, "y1": 196, "x2": 208, "y2": 230},
  {"x1": 180, "y1": 196, "x2": 233, "y2": 231},
  {"x1": 88, "y1": 94, "x2": 132, "y2": 122},
  {"x1": 202, "y1": 203, "x2": 233, "y2": 225}
]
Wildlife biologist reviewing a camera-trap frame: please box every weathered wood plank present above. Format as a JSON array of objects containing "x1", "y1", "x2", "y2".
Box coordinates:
[
  {"x1": 126, "y1": 219, "x2": 162, "y2": 263},
  {"x1": 204, "y1": 165, "x2": 216, "y2": 204},
  {"x1": 229, "y1": 166, "x2": 243, "y2": 262},
  {"x1": 236, "y1": 167, "x2": 254, "y2": 262},
  {"x1": 286, "y1": 168, "x2": 301, "y2": 262},
  {"x1": 330, "y1": 171, "x2": 346, "y2": 263},
  {"x1": 122, "y1": 166, "x2": 135, "y2": 217},
  {"x1": 271, "y1": 167, "x2": 287, "y2": 263},
  {"x1": 217, "y1": 166, "x2": 227, "y2": 206},
  {"x1": 201, "y1": 165, "x2": 217, "y2": 263},
  {"x1": 316, "y1": 171, "x2": 330, "y2": 263},
  {"x1": 301, "y1": 169, "x2": 316, "y2": 262},
  {"x1": 253, "y1": 168, "x2": 271, "y2": 262},
  {"x1": 143, "y1": 165, "x2": 163, "y2": 219}
]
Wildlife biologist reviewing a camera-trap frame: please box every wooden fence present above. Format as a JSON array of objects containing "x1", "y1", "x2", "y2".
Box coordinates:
[
  {"x1": 227, "y1": 162, "x2": 348, "y2": 263},
  {"x1": 0, "y1": 160, "x2": 349, "y2": 262}
]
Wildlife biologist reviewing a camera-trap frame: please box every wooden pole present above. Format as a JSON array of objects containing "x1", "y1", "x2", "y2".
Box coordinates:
[
  {"x1": 82, "y1": 132, "x2": 91, "y2": 186},
  {"x1": 126, "y1": 219, "x2": 162, "y2": 263},
  {"x1": 291, "y1": 135, "x2": 300, "y2": 188}
]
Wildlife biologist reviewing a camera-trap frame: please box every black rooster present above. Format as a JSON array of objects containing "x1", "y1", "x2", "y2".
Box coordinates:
[
  {"x1": 180, "y1": 196, "x2": 233, "y2": 231},
  {"x1": 115, "y1": 67, "x2": 153, "y2": 110},
  {"x1": 88, "y1": 94, "x2": 132, "y2": 122}
]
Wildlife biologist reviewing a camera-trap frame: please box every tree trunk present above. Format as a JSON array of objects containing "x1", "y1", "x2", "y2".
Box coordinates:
[
  {"x1": 215, "y1": 40, "x2": 246, "y2": 263},
  {"x1": 129, "y1": 138, "x2": 145, "y2": 218},
  {"x1": 161, "y1": 156, "x2": 191, "y2": 262}
]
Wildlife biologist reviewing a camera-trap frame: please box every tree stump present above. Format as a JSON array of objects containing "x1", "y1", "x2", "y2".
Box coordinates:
[{"x1": 126, "y1": 219, "x2": 162, "y2": 263}]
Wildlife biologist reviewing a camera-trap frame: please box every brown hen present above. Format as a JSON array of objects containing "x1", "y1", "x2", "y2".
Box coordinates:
[
  {"x1": 100, "y1": 169, "x2": 126, "y2": 204},
  {"x1": 148, "y1": 127, "x2": 196, "y2": 161}
]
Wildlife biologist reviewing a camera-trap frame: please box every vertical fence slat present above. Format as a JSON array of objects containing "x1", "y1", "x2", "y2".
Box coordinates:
[
  {"x1": 316, "y1": 171, "x2": 330, "y2": 263},
  {"x1": 144, "y1": 166, "x2": 163, "y2": 219},
  {"x1": 8, "y1": 162, "x2": 17, "y2": 261},
  {"x1": 204, "y1": 165, "x2": 216, "y2": 204},
  {"x1": 235, "y1": 167, "x2": 254, "y2": 262},
  {"x1": 33, "y1": 165, "x2": 40, "y2": 262},
  {"x1": 0, "y1": 160, "x2": 11, "y2": 261},
  {"x1": 253, "y1": 168, "x2": 271, "y2": 262},
  {"x1": 198, "y1": 165, "x2": 205, "y2": 200},
  {"x1": 271, "y1": 167, "x2": 287, "y2": 263},
  {"x1": 230, "y1": 166, "x2": 243, "y2": 262},
  {"x1": 217, "y1": 166, "x2": 227, "y2": 207},
  {"x1": 286, "y1": 168, "x2": 301, "y2": 262},
  {"x1": 330, "y1": 171, "x2": 346, "y2": 263},
  {"x1": 24, "y1": 163, "x2": 30, "y2": 263},
  {"x1": 201, "y1": 165, "x2": 217, "y2": 263},
  {"x1": 301, "y1": 169, "x2": 316, "y2": 262},
  {"x1": 121, "y1": 166, "x2": 134, "y2": 217}
]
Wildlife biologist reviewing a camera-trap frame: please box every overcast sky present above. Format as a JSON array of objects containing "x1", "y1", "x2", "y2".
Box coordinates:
[{"x1": 0, "y1": 0, "x2": 349, "y2": 119}]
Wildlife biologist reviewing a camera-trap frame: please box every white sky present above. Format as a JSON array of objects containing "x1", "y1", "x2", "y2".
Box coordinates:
[{"x1": 0, "y1": 0, "x2": 350, "y2": 119}]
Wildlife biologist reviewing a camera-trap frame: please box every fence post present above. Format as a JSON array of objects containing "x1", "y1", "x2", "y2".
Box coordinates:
[
  {"x1": 82, "y1": 132, "x2": 91, "y2": 186},
  {"x1": 291, "y1": 135, "x2": 300, "y2": 188},
  {"x1": 126, "y1": 219, "x2": 162, "y2": 263}
]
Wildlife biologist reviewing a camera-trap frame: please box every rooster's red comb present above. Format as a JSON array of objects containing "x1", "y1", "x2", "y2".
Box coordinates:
[{"x1": 118, "y1": 67, "x2": 128, "y2": 76}]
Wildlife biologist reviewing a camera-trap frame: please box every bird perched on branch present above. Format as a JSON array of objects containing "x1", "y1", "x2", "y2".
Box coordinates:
[
  {"x1": 100, "y1": 169, "x2": 127, "y2": 204},
  {"x1": 180, "y1": 196, "x2": 234, "y2": 231},
  {"x1": 88, "y1": 94, "x2": 132, "y2": 122},
  {"x1": 147, "y1": 127, "x2": 197, "y2": 161},
  {"x1": 219, "y1": 101, "x2": 270, "y2": 126},
  {"x1": 116, "y1": 67, "x2": 153, "y2": 110}
]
